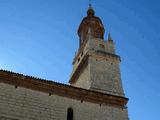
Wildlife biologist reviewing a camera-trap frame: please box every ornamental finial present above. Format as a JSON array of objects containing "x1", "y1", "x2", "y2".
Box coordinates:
[{"x1": 89, "y1": 0, "x2": 92, "y2": 7}]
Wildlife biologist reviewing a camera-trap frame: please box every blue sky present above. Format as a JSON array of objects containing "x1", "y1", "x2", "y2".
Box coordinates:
[{"x1": 0, "y1": 0, "x2": 160, "y2": 120}]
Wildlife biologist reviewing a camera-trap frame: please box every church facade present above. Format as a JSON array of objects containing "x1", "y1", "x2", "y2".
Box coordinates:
[{"x1": 0, "y1": 5, "x2": 129, "y2": 120}]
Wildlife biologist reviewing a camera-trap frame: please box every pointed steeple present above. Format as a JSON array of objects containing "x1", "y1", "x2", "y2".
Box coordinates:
[
  {"x1": 107, "y1": 32, "x2": 115, "y2": 54},
  {"x1": 108, "y1": 33, "x2": 113, "y2": 41}
]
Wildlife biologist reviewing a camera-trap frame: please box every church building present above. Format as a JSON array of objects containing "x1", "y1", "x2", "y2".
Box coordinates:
[{"x1": 0, "y1": 5, "x2": 129, "y2": 120}]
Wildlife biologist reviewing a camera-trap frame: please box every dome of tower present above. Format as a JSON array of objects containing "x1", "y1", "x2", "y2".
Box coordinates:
[{"x1": 77, "y1": 6, "x2": 105, "y2": 47}]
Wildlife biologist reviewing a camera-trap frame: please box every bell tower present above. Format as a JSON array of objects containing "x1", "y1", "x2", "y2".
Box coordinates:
[{"x1": 69, "y1": 5, "x2": 125, "y2": 97}]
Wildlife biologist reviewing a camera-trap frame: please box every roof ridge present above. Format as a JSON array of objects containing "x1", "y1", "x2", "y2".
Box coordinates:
[
  {"x1": 0, "y1": 69, "x2": 68, "y2": 86},
  {"x1": 0, "y1": 69, "x2": 127, "y2": 100}
]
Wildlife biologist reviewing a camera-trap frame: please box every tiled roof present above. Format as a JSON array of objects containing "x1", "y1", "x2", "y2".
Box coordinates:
[{"x1": 0, "y1": 69, "x2": 128, "y2": 108}]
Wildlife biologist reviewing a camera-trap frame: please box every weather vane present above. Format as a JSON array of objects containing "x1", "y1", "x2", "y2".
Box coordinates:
[{"x1": 89, "y1": 0, "x2": 92, "y2": 7}]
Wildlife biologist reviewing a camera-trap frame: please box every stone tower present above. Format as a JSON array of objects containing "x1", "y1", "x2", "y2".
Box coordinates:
[{"x1": 69, "y1": 5, "x2": 125, "y2": 97}]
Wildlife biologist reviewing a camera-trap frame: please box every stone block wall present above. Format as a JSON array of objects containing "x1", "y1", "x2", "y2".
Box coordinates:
[
  {"x1": 0, "y1": 83, "x2": 128, "y2": 120},
  {"x1": 90, "y1": 56, "x2": 124, "y2": 96},
  {"x1": 73, "y1": 64, "x2": 91, "y2": 89}
]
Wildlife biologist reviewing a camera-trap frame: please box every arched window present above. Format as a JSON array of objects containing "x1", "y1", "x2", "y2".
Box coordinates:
[{"x1": 67, "y1": 108, "x2": 73, "y2": 120}]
